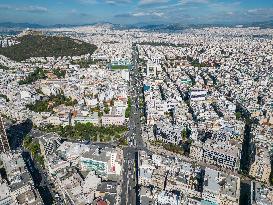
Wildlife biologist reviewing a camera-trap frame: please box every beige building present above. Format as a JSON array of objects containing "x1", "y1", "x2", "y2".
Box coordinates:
[
  {"x1": 249, "y1": 148, "x2": 271, "y2": 184},
  {"x1": 101, "y1": 115, "x2": 125, "y2": 126}
]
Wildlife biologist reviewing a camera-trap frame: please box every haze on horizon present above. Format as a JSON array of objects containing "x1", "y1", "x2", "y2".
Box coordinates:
[{"x1": 0, "y1": 0, "x2": 273, "y2": 25}]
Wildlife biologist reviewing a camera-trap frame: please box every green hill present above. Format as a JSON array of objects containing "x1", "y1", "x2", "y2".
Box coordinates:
[{"x1": 0, "y1": 34, "x2": 97, "y2": 61}]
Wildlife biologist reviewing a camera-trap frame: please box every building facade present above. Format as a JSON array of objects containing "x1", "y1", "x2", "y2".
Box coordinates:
[{"x1": 0, "y1": 115, "x2": 10, "y2": 154}]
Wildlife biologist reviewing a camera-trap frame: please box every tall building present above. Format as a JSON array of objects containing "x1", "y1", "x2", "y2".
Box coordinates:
[{"x1": 0, "y1": 115, "x2": 10, "y2": 153}]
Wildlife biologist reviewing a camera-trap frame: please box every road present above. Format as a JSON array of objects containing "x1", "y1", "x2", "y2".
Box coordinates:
[
  {"x1": 120, "y1": 45, "x2": 253, "y2": 205},
  {"x1": 121, "y1": 147, "x2": 137, "y2": 205},
  {"x1": 22, "y1": 151, "x2": 55, "y2": 205},
  {"x1": 128, "y1": 45, "x2": 146, "y2": 150},
  {"x1": 120, "y1": 45, "x2": 146, "y2": 205},
  {"x1": 3, "y1": 119, "x2": 65, "y2": 204}
]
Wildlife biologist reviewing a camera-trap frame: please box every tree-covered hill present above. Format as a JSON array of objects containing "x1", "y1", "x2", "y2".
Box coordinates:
[{"x1": 0, "y1": 34, "x2": 97, "y2": 61}]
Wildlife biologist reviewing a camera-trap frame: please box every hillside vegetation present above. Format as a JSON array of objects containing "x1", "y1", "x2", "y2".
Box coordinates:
[{"x1": 0, "y1": 34, "x2": 97, "y2": 61}]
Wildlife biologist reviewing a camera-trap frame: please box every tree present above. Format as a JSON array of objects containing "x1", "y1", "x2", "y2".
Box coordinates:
[
  {"x1": 235, "y1": 112, "x2": 242, "y2": 120},
  {"x1": 0, "y1": 64, "x2": 10, "y2": 70},
  {"x1": 125, "y1": 108, "x2": 130, "y2": 118},
  {"x1": 118, "y1": 137, "x2": 128, "y2": 146},
  {"x1": 27, "y1": 94, "x2": 77, "y2": 113},
  {"x1": 181, "y1": 128, "x2": 187, "y2": 141},
  {"x1": 23, "y1": 135, "x2": 32, "y2": 148},
  {"x1": 0, "y1": 94, "x2": 9, "y2": 102},
  {"x1": 125, "y1": 97, "x2": 131, "y2": 118},
  {"x1": 52, "y1": 68, "x2": 66, "y2": 78},
  {"x1": 71, "y1": 59, "x2": 98, "y2": 68},
  {"x1": 19, "y1": 68, "x2": 47, "y2": 85},
  {"x1": 105, "y1": 135, "x2": 112, "y2": 142},
  {"x1": 38, "y1": 123, "x2": 127, "y2": 142},
  {"x1": 104, "y1": 105, "x2": 110, "y2": 114},
  {"x1": 36, "y1": 155, "x2": 45, "y2": 168},
  {"x1": 92, "y1": 135, "x2": 98, "y2": 142},
  {"x1": 110, "y1": 98, "x2": 115, "y2": 106},
  {"x1": 30, "y1": 143, "x2": 40, "y2": 156}
]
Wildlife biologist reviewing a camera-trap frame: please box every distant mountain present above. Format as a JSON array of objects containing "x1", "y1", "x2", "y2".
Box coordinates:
[
  {"x1": 0, "y1": 22, "x2": 105, "y2": 30},
  {"x1": 111, "y1": 22, "x2": 243, "y2": 31},
  {"x1": 0, "y1": 22, "x2": 45, "y2": 29},
  {"x1": 246, "y1": 20, "x2": 273, "y2": 28},
  {"x1": 118, "y1": 20, "x2": 273, "y2": 31},
  {"x1": 0, "y1": 19, "x2": 272, "y2": 32}
]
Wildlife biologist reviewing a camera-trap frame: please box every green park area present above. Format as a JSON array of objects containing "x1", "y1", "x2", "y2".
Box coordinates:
[
  {"x1": 18, "y1": 67, "x2": 66, "y2": 85},
  {"x1": 0, "y1": 34, "x2": 97, "y2": 62},
  {"x1": 26, "y1": 94, "x2": 78, "y2": 113},
  {"x1": 19, "y1": 68, "x2": 47, "y2": 85},
  {"x1": 23, "y1": 135, "x2": 44, "y2": 168},
  {"x1": 40, "y1": 123, "x2": 128, "y2": 145},
  {"x1": 111, "y1": 65, "x2": 129, "y2": 70}
]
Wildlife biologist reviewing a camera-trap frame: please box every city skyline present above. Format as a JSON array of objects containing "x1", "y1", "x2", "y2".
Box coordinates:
[
  {"x1": 0, "y1": 0, "x2": 273, "y2": 25},
  {"x1": 1, "y1": 5, "x2": 273, "y2": 204}
]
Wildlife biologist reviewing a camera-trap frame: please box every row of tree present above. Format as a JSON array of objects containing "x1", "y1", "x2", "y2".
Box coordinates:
[
  {"x1": 125, "y1": 97, "x2": 131, "y2": 118},
  {"x1": 40, "y1": 123, "x2": 128, "y2": 143},
  {"x1": 71, "y1": 59, "x2": 98, "y2": 68}
]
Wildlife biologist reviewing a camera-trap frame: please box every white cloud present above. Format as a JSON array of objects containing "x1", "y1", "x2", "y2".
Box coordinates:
[
  {"x1": 132, "y1": 11, "x2": 164, "y2": 17},
  {"x1": 180, "y1": 0, "x2": 209, "y2": 4},
  {"x1": 227, "y1": 11, "x2": 234, "y2": 15},
  {"x1": 247, "y1": 8, "x2": 273, "y2": 15},
  {"x1": 106, "y1": 0, "x2": 131, "y2": 4},
  {"x1": 132, "y1": 12, "x2": 146, "y2": 16},
  {"x1": 139, "y1": 0, "x2": 169, "y2": 6},
  {"x1": 0, "y1": 4, "x2": 11, "y2": 10},
  {"x1": 15, "y1": 6, "x2": 48, "y2": 13},
  {"x1": 80, "y1": 0, "x2": 131, "y2": 4},
  {"x1": 152, "y1": 11, "x2": 164, "y2": 17},
  {"x1": 246, "y1": 8, "x2": 273, "y2": 19},
  {"x1": 0, "y1": 4, "x2": 48, "y2": 13}
]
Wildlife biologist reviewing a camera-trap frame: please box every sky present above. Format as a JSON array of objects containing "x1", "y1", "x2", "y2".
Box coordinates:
[{"x1": 0, "y1": 0, "x2": 273, "y2": 25}]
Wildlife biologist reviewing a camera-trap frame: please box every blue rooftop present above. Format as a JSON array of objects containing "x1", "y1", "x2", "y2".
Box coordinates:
[{"x1": 201, "y1": 200, "x2": 218, "y2": 205}]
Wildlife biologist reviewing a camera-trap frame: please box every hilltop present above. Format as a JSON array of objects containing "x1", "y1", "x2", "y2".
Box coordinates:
[{"x1": 0, "y1": 34, "x2": 97, "y2": 61}]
